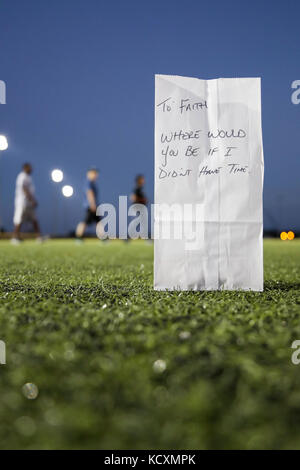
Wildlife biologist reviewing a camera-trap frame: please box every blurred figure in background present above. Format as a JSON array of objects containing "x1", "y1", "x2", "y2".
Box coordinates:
[
  {"x1": 130, "y1": 174, "x2": 148, "y2": 206},
  {"x1": 130, "y1": 174, "x2": 151, "y2": 242},
  {"x1": 76, "y1": 167, "x2": 102, "y2": 240},
  {"x1": 11, "y1": 163, "x2": 41, "y2": 244}
]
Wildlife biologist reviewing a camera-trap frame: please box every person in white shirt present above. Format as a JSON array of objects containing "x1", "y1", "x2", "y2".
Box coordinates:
[{"x1": 12, "y1": 163, "x2": 41, "y2": 243}]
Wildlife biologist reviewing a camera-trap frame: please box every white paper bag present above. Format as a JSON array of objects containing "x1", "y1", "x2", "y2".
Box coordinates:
[{"x1": 154, "y1": 75, "x2": 264, "y2": 291}]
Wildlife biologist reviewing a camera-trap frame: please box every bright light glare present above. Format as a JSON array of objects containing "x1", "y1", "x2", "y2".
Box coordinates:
[
  {"x1": 51, "y1": 169, "x2": 63, "y2": 183},
  {"x1": 0, "y1": 135, "x2": 8, "y2": 151},
  {"x1": 280, "y1": 232, "x2": 288, "y2": 241},
  {"x1": 287, "y1": 231, "x2": 295, "y2": 241},
  {"x1": 62, "y1": 185, "x2": 73, "y2": 198}
]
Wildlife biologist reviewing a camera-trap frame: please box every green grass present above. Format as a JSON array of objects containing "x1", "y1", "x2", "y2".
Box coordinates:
[{"x1": 0, "y1": 239, "x2": 300, "y2": 449}]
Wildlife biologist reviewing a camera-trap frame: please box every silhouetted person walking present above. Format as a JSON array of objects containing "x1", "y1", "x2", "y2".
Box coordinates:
[
  {"x1": 76, "y1": 167, "x2": 103, "y2": 240},
  {"x1": 12, "y1": 163, "x2": 41, "y2": 244}
]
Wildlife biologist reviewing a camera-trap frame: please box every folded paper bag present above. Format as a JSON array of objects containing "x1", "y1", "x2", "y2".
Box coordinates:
[{"x1": 154, "y1": 75, "x2": 264, "y2": 291}]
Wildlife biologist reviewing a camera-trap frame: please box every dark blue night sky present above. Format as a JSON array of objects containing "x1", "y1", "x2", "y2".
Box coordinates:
[{"x1": 0, "y1": 0, "x2": 299, "y2": 234}]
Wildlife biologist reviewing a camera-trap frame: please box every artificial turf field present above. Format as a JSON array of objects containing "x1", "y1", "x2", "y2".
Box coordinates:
[{"x1": 0, "y1": 239, "x2": 300, "y2": 449}]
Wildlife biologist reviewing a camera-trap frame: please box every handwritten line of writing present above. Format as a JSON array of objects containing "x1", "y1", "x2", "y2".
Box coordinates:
[
  {"x1": 160, "y1": 129, "x2": 246, "y2": 144},
  {"x1": 161, "y1": 145, "x2": 239, "y2": 167},
  {"x1": 158, "y1": 164, "x2": 248, "y2": 180},
  {"x1": 157, "y1": 97, "x2": 208, "y2": 113}
]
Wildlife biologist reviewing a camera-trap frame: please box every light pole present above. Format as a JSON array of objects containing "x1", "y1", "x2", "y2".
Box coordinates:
[
  {"x1": 62, "y1": 185, "x2": 74, "y2": 236},
  {"x1": 0, "y1": 135, "x2": 8, "y2": 231},
  {"x1": 50, "y1": 169, "x2": 64, "y2": 236}
]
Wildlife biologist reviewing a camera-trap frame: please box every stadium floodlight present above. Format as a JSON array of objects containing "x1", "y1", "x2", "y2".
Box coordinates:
[
  {"x1": 51, "y1": 169, "x2": 64, "y2": 183},
  {"x1": 62, "y1": 185, "x2": 73, "y2": 198},
  {"x1": 0, "y1": 135, "x2": 8, "y2": 151}
]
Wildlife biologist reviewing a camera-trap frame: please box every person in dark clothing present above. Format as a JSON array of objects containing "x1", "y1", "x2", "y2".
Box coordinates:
[
  {"x1": 130, "y1": 174, "x2": 148, "y2": 205},
  {"x1": 76, "y1": 167, "x2": 102, "y2": 239},
  {"x1": 129, "y1": 174, "x2": 151, "y2": 241}
]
